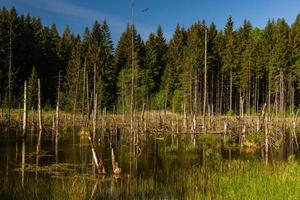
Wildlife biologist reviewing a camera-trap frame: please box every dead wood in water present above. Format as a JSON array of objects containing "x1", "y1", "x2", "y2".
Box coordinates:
[
  {"x1": 111, "y1": 148, "x2": 121, "y2": 175},
  {"x1": 88, "y1": 136, "x2": 106, "y2": 175},
  {"x1": 291, "y1": 109, "x2": 299, "y2": 149}
]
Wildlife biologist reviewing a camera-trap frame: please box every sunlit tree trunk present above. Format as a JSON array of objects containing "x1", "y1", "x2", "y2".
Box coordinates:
[{"x1": 22, "y1": 80, "x2": 27, "y2": 137}]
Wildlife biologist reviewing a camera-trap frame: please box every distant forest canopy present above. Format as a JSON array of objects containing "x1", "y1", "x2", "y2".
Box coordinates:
[{"x1": 1, "y1": 7, "x2": 300, "y2": 115}]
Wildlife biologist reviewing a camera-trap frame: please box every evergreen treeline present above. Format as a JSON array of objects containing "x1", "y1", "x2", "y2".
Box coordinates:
[{"x1": 1, "y1": 7, "x2": 300, "y2": 115}]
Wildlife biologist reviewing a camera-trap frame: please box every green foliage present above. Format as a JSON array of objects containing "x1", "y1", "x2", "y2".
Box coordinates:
[
  {"x1": 117, "y1": 68, "x2": 133, "y2": 112},
  {"x1": 165, "y1": 144, "x2": 179, "y2": 153},
  {"x1": 226, "y1": 109, "x2": 235, "y2": 116},
  {"x1": 151, "y1": 91, "x2": 166, "y2": 109},
  {"x1": 2, "y1": 7, "x2": 300, "y2": 114},
  {"x1": 246, "y1": 130, "x2": 263, "y2": 143},
  {"x1": 171, "y1": 89, "x2": 183, "y2": 112},
  {"x1": 161, "y1": 24, "x2": 186, "y2": 108},
  {"x1": 28, "y1": 66, "x2": 38, "y2": 109}
]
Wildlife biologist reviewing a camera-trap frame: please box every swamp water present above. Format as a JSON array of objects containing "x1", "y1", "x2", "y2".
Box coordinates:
[{"x1": 1, "y1": 129, "x2": 300, "y2": 199}]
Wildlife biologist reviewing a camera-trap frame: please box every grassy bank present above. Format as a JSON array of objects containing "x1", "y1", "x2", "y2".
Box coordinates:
[{"x1": 5, "y1": 158, "x2": 300, "y2": 199}]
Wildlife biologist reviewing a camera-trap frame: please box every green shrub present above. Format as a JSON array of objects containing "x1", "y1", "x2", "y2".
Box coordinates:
[{"x1": 171, "y1": 90, "x2": 183, "y2": 112}]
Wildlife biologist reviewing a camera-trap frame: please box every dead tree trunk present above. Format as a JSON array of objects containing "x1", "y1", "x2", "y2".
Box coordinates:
[
  {"x1": 88, "y1": 136, "x2": 105, "y2": 175},
  {"x1": 111, "y1": 148, "x2": 121, "y2": 175},
  {"x1": 93, "y1": 94, "x2": 97, "y2": 140},
  {"x1": 192, "y1": 113, "x2": 196, "y2": 133},
  {"x1": 183, "y1": 103, "x2": 187, "y2": 130},
  {"x1": 130, "y1": 3, "x2": 135, "y2": 132},
  {"x1": 203, "y1": 28, "x2": 208, "y2": 130},
  {"x1": 92, "y1": 61, "x2": 97, "y2": 140},
  {"x1": 82, "y1": 58, "x2": 86, "y2": 116},
  {"x1": 21, "y1": 139, "x2": 25, "y2": 187},
  {"x1": 279, "y1": 70, "x2": 285, "y2": 114},
  {"x1": 55, "y1": 72, "x2": 61, "y2": 136},
  {"x1": 72, "y1": 71, "x2": 79, "y2": 129},
  {"x1": 264, "y1": 112, "x2": 269, "y2": 164},
  {"x1": 38, "y1": 79, "x2": 42, "y2": 132},
  {"x1": 291, "y1": 109, "x2": 299, "y2": 149},
  {"x1": 86, "y1": 72, "x2": 90, "y2": 127},
  {"x1": 22, "y1": 80, "x2": 27, "y2": 137},
  {"x1": 140, "y1": 103, "x2": 145, "y2": 122},
  {"x1": 8, "y1": 22, "x2": 12, "y2": 129},
  {"x1": 230, "y1": 67, "x2": 233, "y2": 112}
]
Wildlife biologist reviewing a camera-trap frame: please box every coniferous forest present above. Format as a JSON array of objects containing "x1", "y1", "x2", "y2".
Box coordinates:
[
  {"x1": 4, "y1": 5, "x2": 300, "y2": 200},
  {"x1": 1, "y1": 7, "x2": 300, "y2": 115}
]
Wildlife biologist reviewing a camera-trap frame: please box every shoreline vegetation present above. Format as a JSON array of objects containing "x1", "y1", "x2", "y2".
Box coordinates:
[{"x1": 1, "y1": 108, "x2": 299, "y2": 151}]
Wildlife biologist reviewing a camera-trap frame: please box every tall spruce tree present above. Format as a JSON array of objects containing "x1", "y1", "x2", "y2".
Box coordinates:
[
  {"x1": 223, "y1": 16, "x2": 236, "y2": 112},
  {"x1": 161, "y1": 24, "x2": 186, "y2": 111}
]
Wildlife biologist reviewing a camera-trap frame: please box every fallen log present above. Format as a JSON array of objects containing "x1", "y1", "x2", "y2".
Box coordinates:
[{"x1": 88, "y1": 136, "x2": 106, "y2": 175}]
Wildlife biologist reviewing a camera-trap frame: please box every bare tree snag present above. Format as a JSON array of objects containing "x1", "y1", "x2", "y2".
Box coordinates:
[
  {"x1": 56, "y1": 72, "x2": 61, "y2": 136},
  {"x1": 22, "y1": 80, "x2": 27, "y2": 137},
  {"x1": 88, "y1": 136, "x2": 106, "y2": 175},
  {"x1": 264, "y1": 112, "x2": 269, "y2": 164},
  {"x1": 192, "y1": 113, "x2": 196, "y2": 133},
  {"x1": 72, "y1": 71, "x2": 79, "y2": 129},
  {"x1": 111, "y1": 148, "x2": 121, "y2": 175},
  {"x1": 203, "y1": 28, "x2": 208, "y2": 124},
  {"x1": 93, "y1": 93, "x2": 97, "y2": 140},
  {"x1": 130, "y1": 0, "x2": 135, "y2": 132},
  {"x1": 21, "y1": 139, "x2": 25, "y2": 187},
  {"x1": 292, "y1": 109, "x2": 299, "y2": 149},
  {"x1": 8, "y1": 22, "x2": 12, "y2": 129},
  {"x1": 38, "y1": 79, "x2": 42, "y2": 132},
  {"x1": 183, "y1": 103, "x2": 187, "y2": 129},
  {"x1": 140, "y1": 103, "x2": 145, "y2": 122}
]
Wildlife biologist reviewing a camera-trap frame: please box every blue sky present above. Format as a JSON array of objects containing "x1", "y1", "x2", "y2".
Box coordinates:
[{"x1": 2, "y1": 0, "x2": 300, "y2": 43}]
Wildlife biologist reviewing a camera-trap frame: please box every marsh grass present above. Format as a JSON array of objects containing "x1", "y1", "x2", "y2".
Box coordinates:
[{"x1": 9, "y1": 159, "x2": 300, "y2": 199}]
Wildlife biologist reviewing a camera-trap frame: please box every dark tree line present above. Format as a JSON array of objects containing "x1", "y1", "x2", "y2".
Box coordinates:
[{"x1": 1, "y1": 7, "x2": 300, "y2": 115}]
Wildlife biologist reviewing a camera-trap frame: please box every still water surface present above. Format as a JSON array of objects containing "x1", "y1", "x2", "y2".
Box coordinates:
[{"x1": 0, "y1": 129, "x2": 297, "y2": 199}]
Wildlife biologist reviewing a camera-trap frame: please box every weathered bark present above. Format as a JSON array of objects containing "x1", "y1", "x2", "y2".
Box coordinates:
[
  {"x1": 230, "y1": 67, "x2": 233, "y2": 111},
  {"x1": 22, "y1": 80, "x2": 27, "y2": 137},
  {"x1": 140, "y1": 103, "x2": 145, "y2": 122},
  {"x1": 88, "y1": 136, "x2": 106, "y2": 175},
  {"x1": 31, "y1": 106, "x2": 34, "y2": 134},
  {"x1": 183, "y1": 103, "x2": 187, "y2": 129},
  {"x1": 189, "y1": 67, "x2": 193, "y2": 116},
  {"x1": 130, "y1": 1, "x2": 135, "y2": 132},
  {"x1": 56, "y1": 72, "x2": 61, "y2": 136},
  {"x1": 111, "y1": 148, "x2": 121, "y2": 175},
  {"x1": 279, "y1": 70, "x2": 285, "y2": 114},
  {"x1": 82, "y1": 58, "x2": 86, "y2": 115},
  {"x1": 192, "y1": 113, "x2": 196, "y2": 133},
  {"x1": 8, "y1": 22, "x2": 12, "y2": 129},
  {"x1": 93, "y1": 94, "x2": 97, "y2": 140},
  {"x1": 72, "y1": 72, "x2": 79, "y2": 129},
  {"x1": 219, "y1": 73, "x2": 224, "y2": 114},
  {"x1": 292, "y1": 109, "x2": 299, "y2": 149},
  {"x1": 240, "y1": 95, "x2": 244, "y2": 119},
  {"x1": 264, "y1": 112, "x2": 269, "y2": 164},
  {"x1": 203, "y1": 29, "x2": 208, "y2": 118},
  {"x1": 86, "y1": 72, "x2": 90, "y2": 127},
  {"x1": 248, "y1": 54, "x2": 251, "y2": 114},
  {"x1": 194, "y1": 69, "x2": 199, "y2": 115},
  {"x1": 21, "y1": 139, "x2": 25, "y2": 187},
  {"x1": 38, "y1": 79, "x2": 42, "y2": 131}
]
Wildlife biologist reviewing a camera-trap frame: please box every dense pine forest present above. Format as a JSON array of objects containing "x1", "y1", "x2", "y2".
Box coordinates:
[{"x1": 1, "y1": 7, "x2": 300, "y2": 115}]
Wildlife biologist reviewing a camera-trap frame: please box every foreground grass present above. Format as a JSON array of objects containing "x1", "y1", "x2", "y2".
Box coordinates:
[
  {"x1": 193, "y1": 159, "x2": 300, "y2": 199},
  {"x1": 4, "y1": 158, "x2": 300, "y2": 199}
]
